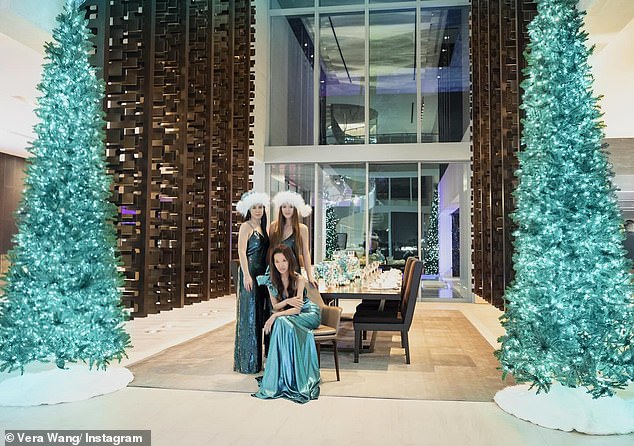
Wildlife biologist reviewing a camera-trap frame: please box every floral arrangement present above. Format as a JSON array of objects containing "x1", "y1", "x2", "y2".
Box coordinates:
[{"x1": 314, "y1": 251, "x2": 361, "y2": 286}]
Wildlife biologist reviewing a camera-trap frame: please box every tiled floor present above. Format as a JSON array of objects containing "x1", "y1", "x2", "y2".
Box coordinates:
[{"x1": 1, "y1": 297, "x2": 633, "y2": 446}]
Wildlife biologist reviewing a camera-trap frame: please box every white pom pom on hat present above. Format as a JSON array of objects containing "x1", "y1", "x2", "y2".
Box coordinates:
[
  {"x1": 272, "y1": 191, "x2": 312, "y2": 217},
  {"x1": 236, "y1": 191, "x2": 270, "y2": 217}
]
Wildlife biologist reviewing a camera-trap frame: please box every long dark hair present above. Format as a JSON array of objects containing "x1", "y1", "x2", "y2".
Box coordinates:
[
  {"x1": 269, "y1": 206, "x2": 301, "y2": 265},
  {"x1": 245, "y1": 207, "x2": 269, "y2": 244},
  {"x1": 270, "y1": 244, "x2": 299, "y2": 299}
]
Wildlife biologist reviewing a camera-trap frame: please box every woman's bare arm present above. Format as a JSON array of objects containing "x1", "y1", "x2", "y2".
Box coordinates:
[
  {"x1": 300, "y1": 224, "x2": 317, "y2": 286},
  {"x1": 237, "y1": 222, "x2": 253, "y2": 291}
]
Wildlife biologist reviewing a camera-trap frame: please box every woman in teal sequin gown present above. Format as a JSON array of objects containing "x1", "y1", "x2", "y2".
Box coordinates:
[
  {"x1": 254, "y1": 244, "x2": 321, "y2": 403},
  {"x1": 234, "y1": 192, "x2": 270, "y2": 374}
]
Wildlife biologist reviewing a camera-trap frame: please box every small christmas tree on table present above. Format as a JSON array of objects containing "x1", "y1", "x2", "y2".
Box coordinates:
[
  {"x1": 494, "y1": 0, "x2": 634, "y2": 432},
  {"x1": 0, "y1": 0, "x2": 130, "y2": 375}
]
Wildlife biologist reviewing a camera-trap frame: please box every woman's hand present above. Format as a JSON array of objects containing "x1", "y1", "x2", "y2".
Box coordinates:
[
  {"x1": 307, "y1": 276, "x2": 318, "y2": 288},
  {"x1": 243, "y1": 274, "x2": 253, "y2": 292},
  {"x1": 263, "y1": 314, "x2": 277, "y2": 335},
  {"x1": 286, "y1": 296, "x2": 304, "y2": 309}
]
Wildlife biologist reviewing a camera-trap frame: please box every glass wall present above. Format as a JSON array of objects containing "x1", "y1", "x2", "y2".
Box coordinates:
[
  {"x1": 269, "y1": 1, "x2": 470, "y2": 147},
  {"x1": 420, "y1": 164, "x2": 440, "y2": 275},
  {"x1": 318, "y1": 163, "x2": 367, "y2": 262},
  {"x1": 270, "y1": 15, "x2": 315, "y2": 146},
  {"x1": 419, "y1": 6, "x2": 470, "y2": 142},
  {"x1": 369, "y1": 163, "x2": 418, "y2": 266},
  {"x1": 269, "y1": 164, "x2": 316, "y2": 260},
  {"x1": 319, "y1": 13, "x2": 366, "y2": 145},
  {"x1": 267, "y1": 161, "x2": 471, "y2": 299},
  {"x1": 369, "y1": 11, "x2": 416, "y2": 144},
  {"x1": 270, "y1": 0, "x2": 314, "y2": 9}
]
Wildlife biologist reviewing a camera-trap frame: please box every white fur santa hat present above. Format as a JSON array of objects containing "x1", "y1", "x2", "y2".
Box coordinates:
[
  {"x1": 272, "y1": 191, "x2": 312, "y2": 218},
  {"x1": 236, "y1": 190, "x2": 270, "y2": 217}
]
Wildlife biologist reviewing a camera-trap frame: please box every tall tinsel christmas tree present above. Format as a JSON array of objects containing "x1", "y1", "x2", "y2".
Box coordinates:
[
  {"x1": 424, "y1": 188, "x2": 439, "y2": 275},
  {"x1": 495, "y1": 0, "x2": 634, "y2": 398},
  {"x1": 0, "y1": 0, "x2": 130, "y2": 373},
  {"x1": 324, "y1": 205, "x2": 340, "y2": 260}
]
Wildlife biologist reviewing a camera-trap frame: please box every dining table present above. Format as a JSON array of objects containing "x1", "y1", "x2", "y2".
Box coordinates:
[
  {"x1": 319, "y1": 280, "x2": 401, "y2": 353},
  {"x1": 319, "y1": 280, "x2": 401, "y2": 303}
]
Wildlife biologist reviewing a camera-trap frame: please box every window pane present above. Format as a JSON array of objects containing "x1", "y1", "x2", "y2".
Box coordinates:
[
  {"x1": 420, "y1": 6, "x2": 470, "y2": 142},
  {"x1": 369, "y1": 10, "x2": 416, "y2": 144},
  {"x1": 319, "y1": 13, "x2": 365, "y2": 145},
  {"x1": 420, "y1": 163, "x2": 440, "y2": 278},
  {"x1": 270, "y1": 16, "x2": 315, "y2": 146},
  {"x1": 370, "y1": 0, "x2": 416, "y2": 3},
  {"x1": 420, "y1": 163, "x2": 470, "y2": 298},
  {"x1": 320, "y1": 164, "x2": 367, "y2": 263},
  {"x1": 320, "y1": 0, "x2": 362, "y2": 6},
  {"x1": 269, "y1": 164, "x2": 316, "y2": 260},
  {"x1": 369, "y1": 163, "x2": 418, "y2": 268},
  {"x1": 270, "y1": 0, "x2": 314, "y2": 9}
]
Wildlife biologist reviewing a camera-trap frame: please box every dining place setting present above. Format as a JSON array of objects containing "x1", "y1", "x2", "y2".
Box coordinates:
[{"x1": 310, "y1": 254, "x2": 424, "y2": 364}]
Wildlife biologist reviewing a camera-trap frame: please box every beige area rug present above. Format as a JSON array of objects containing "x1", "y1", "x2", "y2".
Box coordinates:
[{"x1": 128, "y1": 309, "x2": 513, "y2": 402}]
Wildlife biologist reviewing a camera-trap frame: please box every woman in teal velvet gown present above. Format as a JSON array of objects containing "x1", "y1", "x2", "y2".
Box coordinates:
[
  {"x1": 254, "y1": 244, "x2": 321, "y2": 403},
  {"x1": 234, "y1": 191, "x2": 270, "y2": 374}
]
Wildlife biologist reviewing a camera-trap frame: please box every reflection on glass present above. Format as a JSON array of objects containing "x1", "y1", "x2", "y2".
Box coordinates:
[
  {"x1": 369, "y1": 164, "x2": 418, "y2": 268},
  {"x1": 320, "y1": 0, "x2": 362, "y2": 5},
  {"x1": 320, "y1": 164, "x2": 367, "y2": 264},
  {"x1": 267, "y1": 162, "x2": 469, "y2": 298},
  {"x1": 369, "y1": 10, "x2": 416, "y2": 144},
  {"x1": 270, "y1": 15, "x2": 315, "y2": 146},
  {"x1": 319, "y1": 13, "x2": 365, "y2": 145},
  {"x1": 270, "y1": 0, "x2": 314, "y2": 9},
  {"x1": 420, "y1": 6, "x2": 470, "y2": 142},
  {"x1": 420, "y1": 164, "x2": 440, "y2": 276},
  {"x1": 269, "y1": 164, "x2": 316, "y2": 257}
]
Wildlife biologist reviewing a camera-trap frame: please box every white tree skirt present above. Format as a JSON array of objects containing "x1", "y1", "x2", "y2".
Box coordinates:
[
  {"x1": 0, "y1": 363, "x2": 134, "y2": 407},
  {"x1": 495, "y1": 383, "x2": 634, "y2": 435}
]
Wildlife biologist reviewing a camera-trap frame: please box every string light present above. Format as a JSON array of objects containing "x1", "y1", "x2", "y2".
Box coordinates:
[
  {"x1": 0, "y1": 2, "x2": 130, "y2": 373},
  {"x1": 495, "y1": 0, "x2": 634, "y2": 399}
]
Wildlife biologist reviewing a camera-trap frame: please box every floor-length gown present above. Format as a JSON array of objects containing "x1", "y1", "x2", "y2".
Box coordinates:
[
  {"x1": 281, "y1": 233, "x2": 302, "y2": 274},
  {"x1": 252, "y1": 287, "x2": 321, "y2": 404},
  {"x1": 234, "y1": 231, "x2": 269, "y2": 374}
]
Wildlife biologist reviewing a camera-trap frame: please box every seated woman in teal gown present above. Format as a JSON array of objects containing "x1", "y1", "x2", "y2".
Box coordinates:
[{"x1": 254, "y1": 244, "x2": 321, "y2": 403}]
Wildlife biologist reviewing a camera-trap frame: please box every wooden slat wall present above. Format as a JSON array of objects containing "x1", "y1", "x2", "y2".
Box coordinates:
[
  {"x1": 82, "y1": 0, "x2": 255, "y2": 317},
  {"x1": 0, "y1": 153, "x2": 26, "y2": 255},
  {"x1": 471, "y1": 0, "x2": 537, "y2": 309}
]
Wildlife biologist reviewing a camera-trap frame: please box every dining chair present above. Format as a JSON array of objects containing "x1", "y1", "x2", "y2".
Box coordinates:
[
  {"x1": 306, "y1": 284, "x2": 343, "y2": 381},
  {"x1": 355, "y1": 256, "x2": 417, "y2": 314},
  {"x1": 352, "y1": 260, "x2": 424, "y2": 364}
]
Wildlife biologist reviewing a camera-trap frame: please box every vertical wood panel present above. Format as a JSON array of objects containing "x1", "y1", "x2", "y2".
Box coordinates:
[
  {"x1": 471, "y1": 0, "x2": 536, "y2": 309},
  {"x1": 84, "y1": 0, "x2": 255, "y2": 317},
  {"x1": 0, "y1": 153, "x2": 26, "y2": 255}
]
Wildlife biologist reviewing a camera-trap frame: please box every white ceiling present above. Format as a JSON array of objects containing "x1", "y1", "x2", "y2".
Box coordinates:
[{"x1": 0, "y1": 0, "x2": 632, "y2": 159}]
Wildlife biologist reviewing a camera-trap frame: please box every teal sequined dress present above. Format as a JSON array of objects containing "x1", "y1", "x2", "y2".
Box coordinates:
[
  {"x1": 234, "y1": 231, "x2": 269, "y2": 374},
  {"x1": 253, "y1": 276, "x2": 321, "y2": 404},
  {"x1": 281, "y1": 233, "x2": 302, "y2": 273}
]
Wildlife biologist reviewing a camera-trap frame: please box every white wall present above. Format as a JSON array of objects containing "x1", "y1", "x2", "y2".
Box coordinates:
[
  {"x1": 0, "y1": 0, "x2": 64, "y2": 157},
  {"x1": 252, "y1": 0, "x2": 269, "y2": 192},
  {"x1": 589, "y1": 19, "x2": 634, "y2": 138}
]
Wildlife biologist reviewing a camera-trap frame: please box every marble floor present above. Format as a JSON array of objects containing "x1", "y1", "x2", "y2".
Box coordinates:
[{"x1": 1, "y1": 297, "x2": 633, "y2": 446}]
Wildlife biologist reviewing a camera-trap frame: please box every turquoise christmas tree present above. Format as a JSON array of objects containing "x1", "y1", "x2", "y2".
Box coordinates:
[
  {"x1": 495, "y1": 0, "x2": 634, "y2": 398},
  {"x1": 424, "y1": 188, "x2": 439, "y2": 275},
  {"x1": 0, "y1": 0, "x2": 130, "y2": 373}
]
